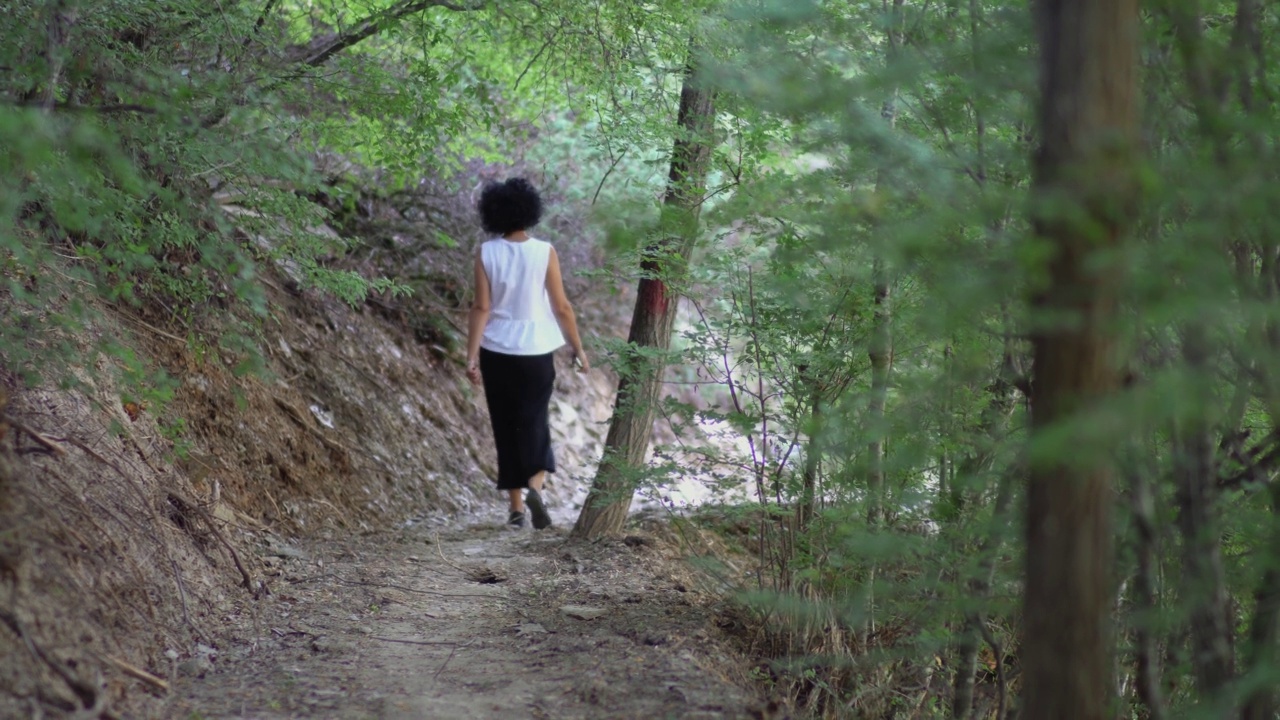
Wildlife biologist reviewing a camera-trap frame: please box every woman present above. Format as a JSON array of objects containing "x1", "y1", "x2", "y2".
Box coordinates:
[{"x1": 466, "y1": 178, "x2": 589, "y2": 530}]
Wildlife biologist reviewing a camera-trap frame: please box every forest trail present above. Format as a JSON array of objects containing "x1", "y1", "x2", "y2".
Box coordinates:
[{"x1": 171, "y1": 505, "x2": 767, "y2": 720}]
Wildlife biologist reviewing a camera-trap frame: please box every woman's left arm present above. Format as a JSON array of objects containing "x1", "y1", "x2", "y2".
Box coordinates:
[{"x1": 466, "y1": 251, "x2": 491, "y2": 386}]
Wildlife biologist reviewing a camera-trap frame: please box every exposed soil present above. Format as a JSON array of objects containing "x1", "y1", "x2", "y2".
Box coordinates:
[{"x1": 171, "y1": 510, "x2": 780, "y2": 720}]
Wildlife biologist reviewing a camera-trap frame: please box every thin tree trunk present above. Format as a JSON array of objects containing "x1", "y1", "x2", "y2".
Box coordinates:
[
  {"x1": 1174, "y1": 325, "x2": 1237, "y2": 715},
  {"x1": 1241, "y1": 481, "x2": 1280, "y2": 720},
  {"x1": 861, "y1": 0, "x2": 903, "y2": 648},
  {"x1": 952, "y1": 464, "x2": 1016, "y2": 720},
  {"x1": 866, "y1": 255, "x2": 892, "y2": 527},
  {"x1": 571, "y1": 49, "x2": 716, "y2": 539},
  {"x1": 1131, "y1": 455, "x2": 1170, "y2": 720},
  {"x1": 952, "y1": 350, "x2": 1019, "y2": 720},
  {"x1": 865, "y1": 0, "x2": 903, "y2": 530},
  {"x1": 798, "y1": 382, "x2": 822, "y2": 532},
  {"x1": 1022, "y1": 1, "x2": 1139, "y2": 719}
]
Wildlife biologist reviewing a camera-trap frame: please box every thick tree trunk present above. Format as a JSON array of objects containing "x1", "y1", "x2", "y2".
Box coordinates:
[
  {"x1": 571, "y1": 52, "x2": 716, "y2": 540},
  {"x1": 1022, "y1": 1, "x2": 1139, "y2": 719}
]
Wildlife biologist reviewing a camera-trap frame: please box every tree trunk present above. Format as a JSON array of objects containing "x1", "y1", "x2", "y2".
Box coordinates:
[
  {"x1": 1022, "y1": 1, "x2": 1139, "y2": 719},
  {"x1": 1241, "y1": 481, "x2": 1280, "y2": 720},
  {"x1": 866, "y1": 255, "x2": 892, "y2": 527},
  {"x1": 1174, "y1": 326, "x2": 1237, "y2": 715},
  {"x1": 797, "y1": 380, "x2": 823, "y2": 532},
  {"x1": 1130, "y1": 455, "x2": 1170, "y2": 720},
  {"x1": 952, "y1": 349, "x2": 1019, "y2": 720},
  {"x1": 952, "y1": 464, "x2": 1016, "y2": 720},
  {"x1": 571, "y1": 50, "x2": 716, "y2": 540},
  {"x1": 865, "y1": 0, "x2": 903, "y2": 530}
]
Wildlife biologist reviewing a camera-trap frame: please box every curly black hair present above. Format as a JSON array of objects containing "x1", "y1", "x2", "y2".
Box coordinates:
[{"x1": 477, "y1": 177, "x2": 543, "y2": 236}]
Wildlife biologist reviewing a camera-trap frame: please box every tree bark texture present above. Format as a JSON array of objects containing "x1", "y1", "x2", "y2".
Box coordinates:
[
  {"x1": 1022, "y1": 1, "x2": 1139, "y2": 719},
  {"x1": 571, "y1": 53, "x2": 716, "y2": 539}
]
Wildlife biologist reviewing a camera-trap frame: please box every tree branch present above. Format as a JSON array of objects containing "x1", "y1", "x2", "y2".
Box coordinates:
[
  {"x1": 1218, "y1": 431, "x2": 1280, "y2": 491},
  {"x1": 292, "y1": 0, "x2": 484, "y2": 68},
  {"x1": 243, "y1": 0, "x2": 281, "y2": 49},
  {"x1": 8, "y1": 99, "x2": 158, "y2": 115}
]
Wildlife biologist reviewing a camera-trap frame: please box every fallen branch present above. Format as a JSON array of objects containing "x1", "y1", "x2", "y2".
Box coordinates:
[
  {"x1": 118, "y1": 311, "x2": 187, "y2": 345},
  {"x1": 434, "y1": 531, "x2": 470, "y2": 575},
  {"x1": 5, "y1": 416, "x2": 68, "y2": 456},
  {"x1": 103, "y1": 655, "x2": 169, "y2": 692},
  {"x1": 369, "y1": 636, "x2": 464, "y2": 646},
  {"x1": 168, "y1": 490, "x2": 259, "y2": 598}
]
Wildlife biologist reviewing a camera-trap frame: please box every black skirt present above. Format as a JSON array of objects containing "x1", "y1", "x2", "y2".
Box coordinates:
[{"x1": 478, "y1": 348, "x2": 557, "y2": 490}]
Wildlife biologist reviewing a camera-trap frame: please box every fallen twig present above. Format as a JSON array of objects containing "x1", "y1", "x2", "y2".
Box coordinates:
[
  {"x1": 434, "y1": 531, "x2": 470, "y2": 575},
  {"x1": 168, "y1": 490, "x2": 259, "y2": 597},
  {"x1": 103, "y1": 655, "x2": 169, "y2": 692},
  {"x1": 287, "y1": 572, "x2": 506, "y2": 600},
  {"x1": 5, "y1": 416, "x2": 68, "y2": 456},
  {"x1": 435, "y1": 639, "x2": 475, "y2": 679},
  {"x1": 118, "y1": 311, "x2": 187, "y2": 345},
  {"x1": 369, "y1": 636, "x2": 464, "y2": 647}
]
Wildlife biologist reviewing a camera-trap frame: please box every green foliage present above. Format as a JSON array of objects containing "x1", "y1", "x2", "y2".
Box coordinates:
[{"x1": 0, "y1": 0, "x2": 428, "y2": 396}]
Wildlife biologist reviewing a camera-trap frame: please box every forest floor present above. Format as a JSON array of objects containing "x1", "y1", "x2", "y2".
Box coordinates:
[{"x1": 170, "y1": 504, "x2": 778, "y2": 720}]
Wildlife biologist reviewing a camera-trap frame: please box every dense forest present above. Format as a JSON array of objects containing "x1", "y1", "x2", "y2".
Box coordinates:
[{"x1": 3, "y1": 0, "x2": 1280, "y2": 718}]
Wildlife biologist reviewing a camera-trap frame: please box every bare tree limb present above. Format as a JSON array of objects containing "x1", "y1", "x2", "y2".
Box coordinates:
[{"x1": 292, "y1": 0, "x2": 485, "y2": 68}]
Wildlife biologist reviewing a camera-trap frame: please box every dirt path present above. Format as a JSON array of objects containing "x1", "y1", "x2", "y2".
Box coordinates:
[{"x1": 172, "y1": 512, "x2": 768, "y2": 719}]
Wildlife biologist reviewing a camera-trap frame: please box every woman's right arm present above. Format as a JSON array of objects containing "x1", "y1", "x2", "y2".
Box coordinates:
[
  {"x1": 466, "y1": 251, "x2": 491, "y2": 385},
  {"x1": 546, "y1": 247, "x2": 589, "y2": 372}
]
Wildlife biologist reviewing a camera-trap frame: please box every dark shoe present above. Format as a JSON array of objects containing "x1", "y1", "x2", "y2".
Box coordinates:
[
  {"x1": 526, "y1": 488, "x2": 552, "y2": 530},
  {"x1": 507, "y1": 511, "x2": 526, "y2": 528}
]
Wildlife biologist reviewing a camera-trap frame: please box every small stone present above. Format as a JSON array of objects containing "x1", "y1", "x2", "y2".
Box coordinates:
[
  {"x1": 178, "y1": 656, "x2": 214, "y2": 678},
  {"x1": 516, "y1": 622, "x2": 548, "y2": 636},
  {"x1": 264, "y1": 541, "x2": 307, "y2": 560},
  {"x1": 310, "y1": 637, "x2": 350, "y2": 653},
  {"x1": 560, "y1": 605, "x2": 607, "y2": 620}
]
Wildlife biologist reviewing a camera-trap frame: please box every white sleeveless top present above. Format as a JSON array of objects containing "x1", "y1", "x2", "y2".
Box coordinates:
[{"x1": 479, "y1": 238, "x2": 566, "y2": 356}]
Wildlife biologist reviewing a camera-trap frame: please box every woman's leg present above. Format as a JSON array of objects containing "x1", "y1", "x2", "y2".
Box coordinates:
[
  {"x1": 528, "y1": 471, "x2": 546, "y2": 491},
  {"x1": 508, "y1": 489, "x2": 524, "y2": 512}
]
